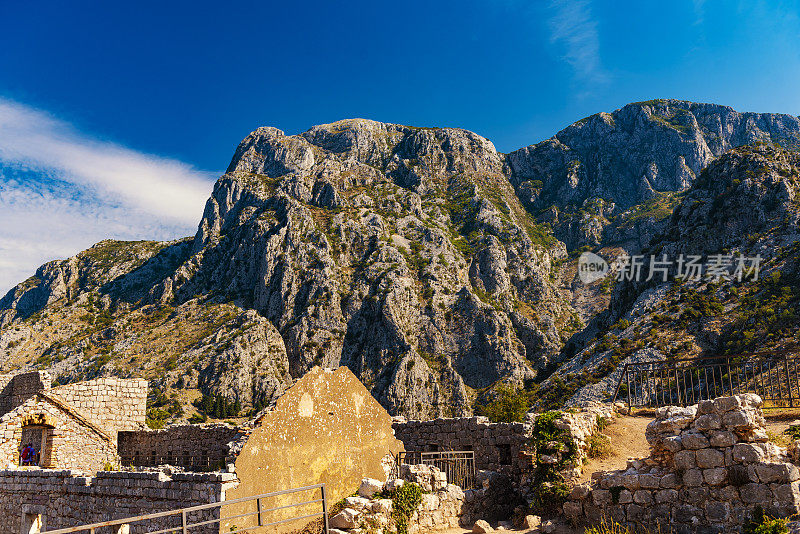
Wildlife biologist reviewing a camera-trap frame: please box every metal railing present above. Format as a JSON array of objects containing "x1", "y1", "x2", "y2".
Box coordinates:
[
  {"x1": 395, "y1": 451, "x2": 476, "y2": 489},
  {"x1": 43, "y1": 483, "x2": 328, "y2": 534},
  {"x1": 613, "y1": 353, "x2": 800, "y2": 410}
]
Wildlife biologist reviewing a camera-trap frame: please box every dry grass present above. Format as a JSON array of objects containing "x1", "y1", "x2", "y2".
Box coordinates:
[
  {"x1": 586, "y1": 432, "x2": 613, "y2": 459},
  {"x1": 585, "y1": 518, "x2": 669, "y2": 534}
]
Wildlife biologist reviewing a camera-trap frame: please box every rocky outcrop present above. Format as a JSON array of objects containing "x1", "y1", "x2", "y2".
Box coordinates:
[
  {"x1": 148, "y1": 120, "x2": 574, "y2": 418},
  {"x1": 0, "y1": 119, "x2": 574, "y2": 420},
  {"x1": 545, "y1": 145, "x2": 800, "y2": 407},
  {"x1": 508, "y1": 100, "x2": 800, "y2": 247}
]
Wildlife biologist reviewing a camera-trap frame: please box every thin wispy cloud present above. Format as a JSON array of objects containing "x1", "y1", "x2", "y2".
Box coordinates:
[
  {"x1": 0, "y1": 98, "x2": 216, "y2": 295},
  {"x1": 692, "y1": 0, "x2": 706, "y2": 26},
  {"x1": 547, "y1": 0, "x2": 608, "y2": 86}
]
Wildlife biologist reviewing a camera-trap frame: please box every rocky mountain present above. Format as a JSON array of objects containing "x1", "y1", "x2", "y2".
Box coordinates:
[
  {"x1": 507, "y1": 99, "x2": 800, "y2": 249},
  {"x1": 2, "y1": 102, "x2": 800, "y2": 423},
  {"x1": 543, "y1": 144, "x2": 800, "y2": 409},
  {"x1": 0, "y1": 119, "x2": 576, "y2": 420}
]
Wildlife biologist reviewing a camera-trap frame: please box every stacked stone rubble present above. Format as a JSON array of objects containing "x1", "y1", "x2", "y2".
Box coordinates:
[
  {"x1": 528, "y1": 402, "x2": 614, "y2": 478},
  {"x1": 565, "y1": 394, "x2": 800, "y2": 533},
  {"x1": 329, "y1": 464, "x2": 465, "y2": 534}
]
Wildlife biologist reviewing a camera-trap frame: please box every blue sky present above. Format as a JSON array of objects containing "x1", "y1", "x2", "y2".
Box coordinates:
[{"x1": 1, "y1": 0, "x2": 800, "y2": 293}]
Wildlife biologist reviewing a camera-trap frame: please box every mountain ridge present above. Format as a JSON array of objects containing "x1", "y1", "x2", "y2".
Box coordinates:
[{"x1": 2, "y1": 100, "x2": 800, "y2": 423}]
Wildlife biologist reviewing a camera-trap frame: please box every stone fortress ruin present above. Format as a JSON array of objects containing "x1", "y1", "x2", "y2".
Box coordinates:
[
  {"x1": 0, "y1": 367, "x2": 403, "y2": 532},
  {"x1": 0, "y1": 365, "x2": 797, "y2": 534}
]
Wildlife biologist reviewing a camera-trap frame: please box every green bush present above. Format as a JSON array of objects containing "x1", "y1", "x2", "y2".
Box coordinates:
[
  {"x1": 529, "y1": 411, "x2": 578, "y2": 513},
  {"x1": 194, "y1": 394, "x2": 241, "y2": 419},
  {"x1": 391, "y1": 482, "x2": 423, "y2": 534},
  {"x1": 478, "y1": 385, "x2": 533, "y2": 423},
  {"x1": 744, "y1": 506, "x2": 788, "y2": 534}
]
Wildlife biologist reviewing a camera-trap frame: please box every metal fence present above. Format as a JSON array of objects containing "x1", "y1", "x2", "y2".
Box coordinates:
[
  {"x1": 42, "y1": 483, "x2": 328, "y2": 534},
  {"x1": 394, "y1": 451, "x2": 477, "y2": 489},
  {"x1": 613, "y1": 354, "x2": 800, "y2": 410}
]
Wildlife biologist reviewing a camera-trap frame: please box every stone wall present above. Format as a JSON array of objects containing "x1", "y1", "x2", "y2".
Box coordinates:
[
  {"x1": 0, "y1": 393, "x2": 117, "y2": 472},
  {"x1": 565, "y1": 394, "x2": 800, "y2": 533},
  {"x1": 0, "y1": 371, "x2": 50, "y2": 417},
  {"x1": 0, "y1": 468, "x2": 236, "y2": 533},
  {"x1": 118, "y1": 423, "x2": 242, "y2": 470},
  {"x1": 50, "y1": 377, "x2": 147, "y2": 435},
  {"x1": 329, "y1": 464, "x2": 465, "y2": 534},
  {"x1": 392, "y1": 417, "x2": 529, "y2": 476},
  {"x1": 393, "y1": 403, "x2": 613, "y2": 481}
]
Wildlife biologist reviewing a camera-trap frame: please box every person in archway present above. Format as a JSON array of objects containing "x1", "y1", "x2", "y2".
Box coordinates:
[{"x1": 20, "y1": 443, "x2": 36, "y2": 466}]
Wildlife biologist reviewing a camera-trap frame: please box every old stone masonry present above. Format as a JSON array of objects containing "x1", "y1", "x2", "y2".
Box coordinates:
[{"x1": 566, "y1": 394, "x2": 800, "y2": 533}]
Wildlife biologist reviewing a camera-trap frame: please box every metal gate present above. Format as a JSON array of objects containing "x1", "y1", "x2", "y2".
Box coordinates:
[
  {"x1": 613, "y1": 353, "x2": 800, "y2": 410},
  {"x1": 395, "y1": 451, "x2": 477, "y2": 489}
]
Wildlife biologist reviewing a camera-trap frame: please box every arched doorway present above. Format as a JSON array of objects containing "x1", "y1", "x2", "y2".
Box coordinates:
[{"x1": 19, "y1": 414, "x2": 55, "y2": 468}]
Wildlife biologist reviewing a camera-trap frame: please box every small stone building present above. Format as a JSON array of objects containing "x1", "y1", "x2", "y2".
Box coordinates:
[{"x1": 0, "y1": 371, "x2": 146, "y2": 473}]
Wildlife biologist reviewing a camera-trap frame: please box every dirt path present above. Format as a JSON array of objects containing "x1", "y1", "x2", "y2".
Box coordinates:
[
  {"x1": 577, "y1": 410, "x2": 800, "y2": 483},
  {"x1": 578, "y1": 414, "x2": 652, "y2": 482}
]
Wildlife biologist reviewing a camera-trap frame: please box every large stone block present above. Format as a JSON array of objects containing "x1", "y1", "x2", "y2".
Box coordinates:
[
  {"x1": 674, "y1": 504, "x2": 702, "y2": 524},
  {"x1": 663, "y1": 436, "x2": 683, "y2": 452},
  {"x1": 704, "y1": 468, "x2": 727, "y2": 486},
  {"x1": 618, "y1": 489, "x2": 633, "y2": 504},
  {"x1": 740, "y1": 483, "x2": 771, "y2": 503},
  {"x1": 693, "y1": 414, "x2": 722, "y2": 431},
  {"x1": 772, "y1": 482, "x2": 800, "y2": 504},
  {"x1": 719, "y1": 485, "x2": 739, "y2": 501},
  {"x1": 660, "y1": 473, "x2": 679, "y2": 488},
  {"x1": 626, "y1": 503, "x2": 647, "y2": 522},
  {"x1": 696, "y1": 448, "x2": 725, "y2": 469},
  {"x1": 563, "y1": 501, "x2": 582, "y2": 520},
  {"x1": 330, "y1": 508, "x2": 360, "y2": 529},
  {"x1": 570, "y1": 484, "x2": 591, "y2": 500},
  {"x1": 755, "y1": 463, "x2": 798, "y2": 484},
  {"x1": 622, "y1": 474, "x2": 640, "y2": 491},
  {"x1": 358, "y1": 478, "x2": 384, "y2": 498},
  {"x1": 681, "y1": 486, "x2": 710, "y2": 502},
  {"x1": 639, "y1": 474, "x2": 660, "y2": 489},
  {"x1": 683, "y1": 469, "x2": 703, "y2": 487},
  {"x1": 344, "y1": 496, "x2": 371, "y2": 511},
  {"x1": 733, "y1": 443, "x2": 765, "y2": 464},
  {"x1": 682, "y1": 432, "x2": 710, "y2": 450},
  {"x1": 714, "y1": 396, "x2": 744, "y2": 413},
  {"x1": 705, "y1": 501, "x2": 731, "y2": 523},
  {"x1": 698, "y1": 400, "x2": 716, "y2": 415},
  {"x1": 633, "y1": 490, "x2": 653, "y2": 505},
  {"x1": 592, "y1": 489, "x2": 611, "y2": 506},
  {"x1": 709, "y1": 430, "x2": 736, "y2": 448},
  {"x1": 674, "y1": 450, "x2": 697, "y2": 470},
  {"x1": 655, "y1": 488, "x2": 678, "y2": 503}
]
